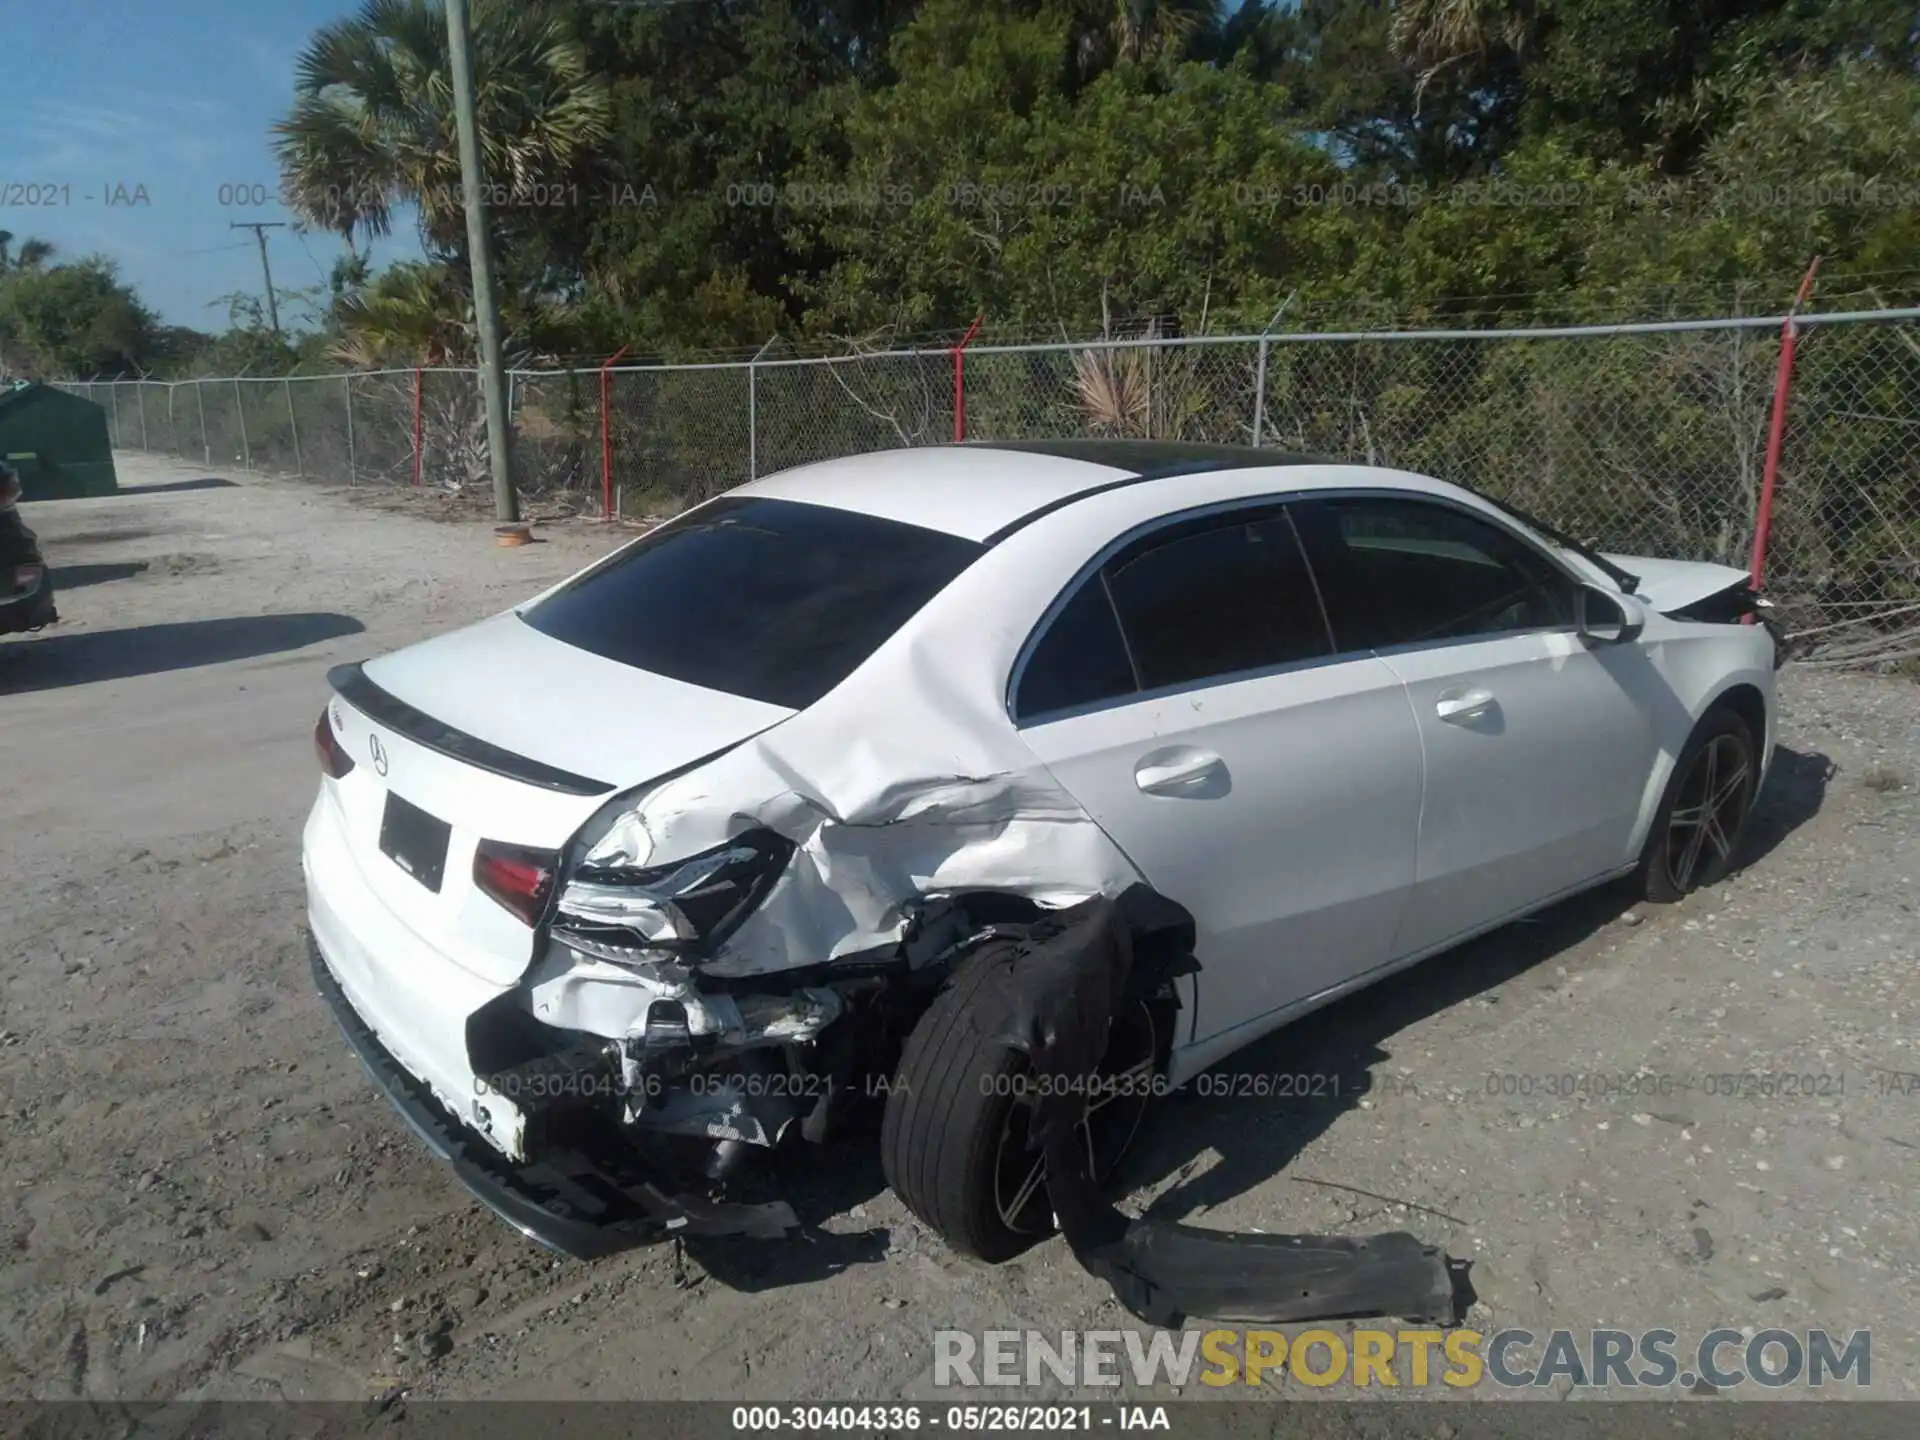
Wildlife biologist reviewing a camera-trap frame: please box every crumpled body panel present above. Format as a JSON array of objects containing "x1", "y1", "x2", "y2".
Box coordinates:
[{"x1": 574, "y1": 617, "x2": 1144, "y2": 985}]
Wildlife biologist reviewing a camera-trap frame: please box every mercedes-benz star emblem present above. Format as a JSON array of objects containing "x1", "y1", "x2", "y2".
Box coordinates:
[{"x1": 368, "y1": 734, "x2": 389, "y2": 777}]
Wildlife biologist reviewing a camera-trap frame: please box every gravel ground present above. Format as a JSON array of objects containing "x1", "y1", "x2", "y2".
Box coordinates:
[{"x1": 1, "y1": 454, "x2": 1916, "y2": 1404}]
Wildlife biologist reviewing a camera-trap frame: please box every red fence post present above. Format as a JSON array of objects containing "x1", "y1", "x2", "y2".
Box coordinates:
[
  {"x1": 599, "y1": 346, "x2": 631, "y2": 521},
  {"x1": 411, "y1": 366, "x2": 424, "y2": 488},
  {"x1": 1750, "y1": 258, "x2": 1822, "y2": 590},
  {"x1": 951, "y1": 315, "x2": 984, "y2": 443}
]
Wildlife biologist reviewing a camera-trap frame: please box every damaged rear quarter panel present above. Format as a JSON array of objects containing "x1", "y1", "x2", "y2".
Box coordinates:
[{"x1": 583, "y1": 524, "x2": 1156, "y2": 986}]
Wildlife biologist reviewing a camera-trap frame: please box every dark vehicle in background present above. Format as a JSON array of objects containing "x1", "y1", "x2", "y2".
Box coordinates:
[{"x1": 0, "y1": 464, "x2": 57, "y2": 635}]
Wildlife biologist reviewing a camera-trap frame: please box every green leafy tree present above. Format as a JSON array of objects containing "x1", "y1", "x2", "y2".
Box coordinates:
[
  {"x1": 791, "y1": 0, "x2": 1374, "y2": 338},
  {"x1": 561, "y1": 0, "x2": 909, "y2": 356},
  {"x1": 0, "y1": 255, "x2": 158, "y2": 378}
]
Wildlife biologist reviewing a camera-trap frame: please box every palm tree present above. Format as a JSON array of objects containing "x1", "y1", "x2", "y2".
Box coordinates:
[
  {"x1": 1068, "y1": 0, "x2": 1223, "y2": 77},
  {"x1": 273, "y1": 0, "x2": 611, "y2": 254},
  {"x1": 327, "y1": 261, "x2": 472, "y2": 367},
  {"x1": 0, "y1": 233, "x2": 55, "y2": 274},
  {"x1": 1389, "y1": 0, "x2": 1538, "y2": 94}
]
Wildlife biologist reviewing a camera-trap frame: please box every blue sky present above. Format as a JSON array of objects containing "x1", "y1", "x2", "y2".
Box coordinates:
[{"x1": 0, "y1": 0, "x2": 416, "y2": 330}]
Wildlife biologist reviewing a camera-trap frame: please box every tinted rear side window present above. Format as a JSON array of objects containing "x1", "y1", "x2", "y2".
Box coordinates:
[
  {"x1": 1014, "y1": 505, "x2": 1336, "y2": 722},
  {"x1": 1014, "y1": 578, "x2": 1137, "y2": 720},
  {"x1": 521, "y1": 496, "x2": 982, "y2": 708},
  {"x1": 1104, "y1": 510, "x2": 1333, "y2": 689}
]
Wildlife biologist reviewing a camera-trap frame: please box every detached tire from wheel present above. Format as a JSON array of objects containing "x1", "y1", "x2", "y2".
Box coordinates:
[
  {"x1": 880, "y1": 938, "x2": 1161, "y2": 1263},
  {"x1": 1635, "y1": 703, "x2": 1759, "y2": 904}
]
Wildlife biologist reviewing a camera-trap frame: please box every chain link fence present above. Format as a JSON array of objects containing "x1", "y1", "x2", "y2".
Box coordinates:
[{"x1": 63, "y1": 308, "x2": 1920, "y2": 661}]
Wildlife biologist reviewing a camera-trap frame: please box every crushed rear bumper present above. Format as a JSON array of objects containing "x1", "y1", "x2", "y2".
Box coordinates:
[{"x1": 308, "y1": 931, "x2": 796, "y2": 1257}]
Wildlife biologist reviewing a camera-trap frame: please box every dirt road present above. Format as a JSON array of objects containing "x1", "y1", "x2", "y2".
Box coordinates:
[{"x1": 2, "y1": 455, "x2": 1917, "y2": 1402}]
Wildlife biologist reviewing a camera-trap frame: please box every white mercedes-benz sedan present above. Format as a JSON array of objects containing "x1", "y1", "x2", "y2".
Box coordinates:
[{"x1": 304, "y1": 440, "x2": 1782, "y2": 1262}]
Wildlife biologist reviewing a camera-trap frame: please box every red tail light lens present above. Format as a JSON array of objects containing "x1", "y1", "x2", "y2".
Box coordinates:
[
  {"x1": 315, "y1": 708, "x2": 355, "y2": 779},
  {"x1": 474, "y1": 840, "x2": 560, "y2": 927}
]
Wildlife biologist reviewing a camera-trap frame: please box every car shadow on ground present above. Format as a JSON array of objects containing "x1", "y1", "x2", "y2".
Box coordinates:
[
  {"x1": 119, "y1": 477, "x2": 239, "y2": 495},
  {"x1": 0, "y1": 612, "x2": 364, "y2": 694},
  {"x1": 1740, "y1": 743, "x2": 1837, "y2": 870},
  {"x1": 49, "y1": 560, "x2": 149, "y2": 590},
  {"x1": 26, "y1": 525, "x2": 161, "y2": 546}
]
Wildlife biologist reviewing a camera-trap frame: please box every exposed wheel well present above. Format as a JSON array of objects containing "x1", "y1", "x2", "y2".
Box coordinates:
[{"x1": 1712, "y1": 682, "x2": 1768, "y2": 753}]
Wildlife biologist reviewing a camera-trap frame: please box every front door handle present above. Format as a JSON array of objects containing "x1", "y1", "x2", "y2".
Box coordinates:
[
  {"x1": 1134, "y1": 748, "x2": 1226, "y2": 796},
  {"x1": 1435, "y1": 687, "x2": 1497, "y2": 723}
]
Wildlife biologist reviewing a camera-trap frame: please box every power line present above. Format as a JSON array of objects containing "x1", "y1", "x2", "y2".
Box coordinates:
[{"x1": 296, "y1": 229, "x2": 332, "y2": 287}]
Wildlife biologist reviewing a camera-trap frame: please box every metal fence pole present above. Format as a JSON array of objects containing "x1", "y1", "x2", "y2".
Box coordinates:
[
  {"x1": 197, "y1": 381, "x2": 210, "y2": 465},
  {"x1": 1251, "y1": 295, "x2": 1294, "y2": 448},
  {"x1": 285, "y1": 377, "x2": 304, "y2": 477},
  {"x1": 109, "y1": 384, "x2": 122, "y2": 449},
  {"x1": 951, "y1": 316, "x2": 983, "y2": 441},
  {"x1": 345, "y1": 376, "x2": 357, "y2": 486},
  {"x1": 137, "y1": 383, "x2": 149, "y2": 451},
  {"x1": 748, "y1": 334, "x2": 779, "y2": 480},
  {"x1": 166, "y1": 385, "x2": 176, "y2": 457},
  {"x1": 598, "y1": 348, "x2": 629, "y2": 519},
  {"x1": 1750, "y1": 260, "x2": 1822, "y2": 588},
  {"x1": 235, "y1": 379, "x2": 251, "y2": 471}
]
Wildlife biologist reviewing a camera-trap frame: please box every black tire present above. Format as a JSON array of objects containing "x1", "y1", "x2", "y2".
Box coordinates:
[
  {"x1": 880, "y1": 939, "x2": 1161, "y2": 1262},
  {"x1": 1635, "y1": 703, "x2": 1759, "y2": 904}
]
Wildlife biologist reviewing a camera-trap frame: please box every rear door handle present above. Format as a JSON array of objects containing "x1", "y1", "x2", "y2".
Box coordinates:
[
  {"x1": 1134, "y1": 749, "x2": 1226, "y2": 795},
  {"x1": 1435, "y1": 687, "x2": 1496, "y2": 723}
]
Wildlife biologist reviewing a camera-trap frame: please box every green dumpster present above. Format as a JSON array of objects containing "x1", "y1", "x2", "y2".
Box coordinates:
[{"x1": 0, "y1": 382, "x2": 119, "y2": 499}]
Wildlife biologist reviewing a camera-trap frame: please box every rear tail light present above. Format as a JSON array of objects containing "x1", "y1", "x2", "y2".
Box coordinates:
[
  {"x1": 554, "y1": 829, "x2": 796, "y2": 962},
  {"x1": 475, "y1": 840, "x2": 560, "y2": 927},
  {"x1": 11, "y1": 563, "x2": 44, "y2": 594},
  {"x1": 314, "y1": 708, "x2": 355, "y2": 779}
]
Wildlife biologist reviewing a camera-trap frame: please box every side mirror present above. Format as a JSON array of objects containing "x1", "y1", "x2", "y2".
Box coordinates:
[{"x1": 1577, "y1": 585, "x2": 1646, "y2": 645}]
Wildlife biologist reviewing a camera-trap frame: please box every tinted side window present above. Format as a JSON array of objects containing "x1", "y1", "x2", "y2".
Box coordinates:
[
  {"x1": 1014, "y1": 578, "x2": 1137, "y2": 720},
  {"x1": 1295, "y1": 497, "x2": 1575, "y2": 652},
  {"x1": 1103, "y1": 510, "x2": 1332, "y2": 690}
]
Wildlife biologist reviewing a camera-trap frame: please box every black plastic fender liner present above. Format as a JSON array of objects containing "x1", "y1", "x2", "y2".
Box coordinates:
[{"x1": 978, "y1": 886, "x2": 1461, "y2": 1330}]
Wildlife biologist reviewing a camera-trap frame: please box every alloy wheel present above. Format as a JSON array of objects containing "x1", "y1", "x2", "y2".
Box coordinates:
[
  {"x1": 1664, "y1": 732, "x2": 1753, "y2": 893},
  {"x1": 991, "y1": 999, "x2": 1160, "y2": 1235}
]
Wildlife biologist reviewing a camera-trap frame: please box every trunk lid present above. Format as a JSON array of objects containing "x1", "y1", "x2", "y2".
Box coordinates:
[
  {"x1": 361, "y1": 610, "x2": 795, "y2": 787},
  {"x1": 322, "y1": 612, "x2": 795, "y2": 986}
]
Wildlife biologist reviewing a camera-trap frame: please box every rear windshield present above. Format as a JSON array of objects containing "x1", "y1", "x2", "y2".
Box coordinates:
[{"x1": 520, "y1": 496, "x2": 983, "y2": 709}]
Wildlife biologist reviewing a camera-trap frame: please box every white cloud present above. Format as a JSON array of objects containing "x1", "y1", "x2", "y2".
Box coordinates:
[{"x1": 20, "y1": 92, "x2": 246, "y2": 174}]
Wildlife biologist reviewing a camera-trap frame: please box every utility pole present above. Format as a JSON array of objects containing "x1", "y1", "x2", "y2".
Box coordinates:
[
  {"x1": 229, "y1": 221, "x2": 286, "y2": 334},
  {"x1": 444, "y1": 0, "x2": 519, "y2": 523}
]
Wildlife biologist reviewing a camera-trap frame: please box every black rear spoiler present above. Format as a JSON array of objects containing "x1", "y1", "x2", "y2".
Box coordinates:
[{"x1": 327, "y1": 662, "x2": 615, "y2": 796}]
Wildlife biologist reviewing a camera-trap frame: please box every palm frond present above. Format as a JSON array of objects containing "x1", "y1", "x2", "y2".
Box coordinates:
[
  {"x1": 273, "y1": 0, "x2": 610, "y2": 252},
  {"x1": 1072, "y1": 347, "x2": 1151, "y2": 435}
]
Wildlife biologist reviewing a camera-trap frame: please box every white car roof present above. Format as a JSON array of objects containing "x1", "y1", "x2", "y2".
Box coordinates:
[{"x1": 729, "y1": 441, "x2": 1359, "y2": 543}]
